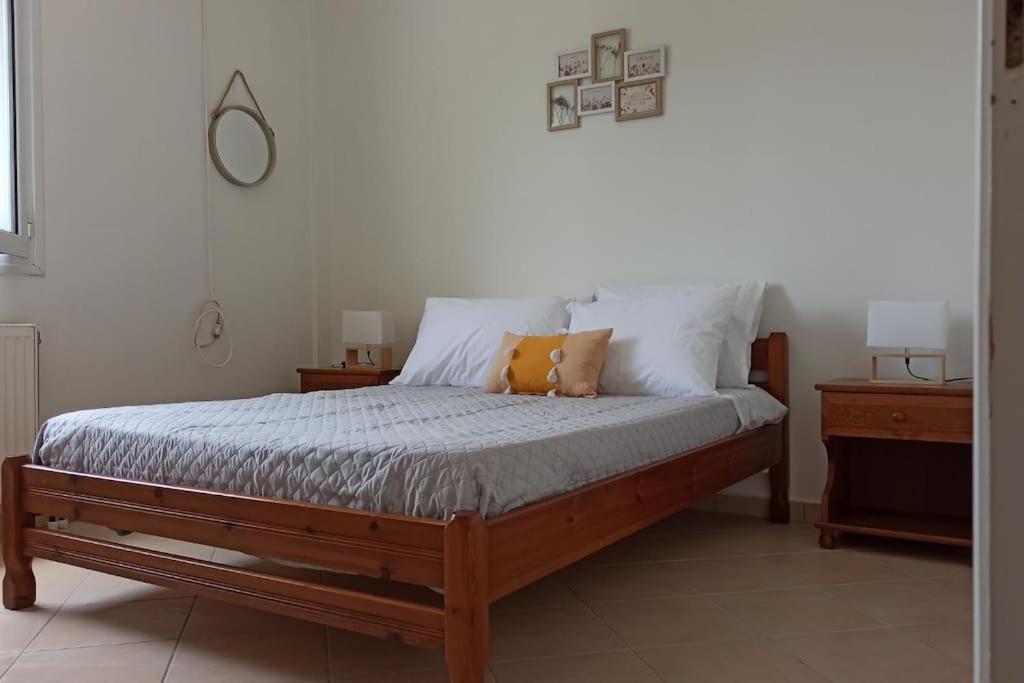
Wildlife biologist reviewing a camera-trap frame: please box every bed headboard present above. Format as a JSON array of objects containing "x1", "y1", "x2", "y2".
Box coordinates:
[{"x1": 750, "y1": 332, "x2": 789, "y2": 407}]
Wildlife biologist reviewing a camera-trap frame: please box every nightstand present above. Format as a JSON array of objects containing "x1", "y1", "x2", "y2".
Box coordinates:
[
  {"x1": 296, "y1": 366, "x2": 400, "y2": 393},
  {"x1": 815, "y1": 378, "x2": 972, "y2": 549}
]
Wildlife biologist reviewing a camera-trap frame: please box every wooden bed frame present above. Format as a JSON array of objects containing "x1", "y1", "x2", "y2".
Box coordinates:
[{"x1": 2, "y1": 333, "x2": 788, "y2": 683}]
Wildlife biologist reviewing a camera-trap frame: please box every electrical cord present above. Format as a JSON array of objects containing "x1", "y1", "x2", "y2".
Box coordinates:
[
  {"x1": 192, "y1": 0, "x2": 233, "y2": 368},
  {"x1": 904, "y1": 355, "x2": 972, "y2": 383},
  {"x1": 193, "y1": 299, "x2": 234, "y2": 367},
  {"x1": 904, "y1": 356, "x2": 931, "y2": 381}
]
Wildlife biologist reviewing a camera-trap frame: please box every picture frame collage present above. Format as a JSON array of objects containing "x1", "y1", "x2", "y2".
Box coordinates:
[{"x1": 548, "y1": 28, "x2": 665, "y2": 131}]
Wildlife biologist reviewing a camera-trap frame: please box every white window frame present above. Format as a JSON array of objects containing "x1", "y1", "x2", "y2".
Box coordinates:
[{"x1": 0, "y1": 0, "x2": 42, "y2": 275}]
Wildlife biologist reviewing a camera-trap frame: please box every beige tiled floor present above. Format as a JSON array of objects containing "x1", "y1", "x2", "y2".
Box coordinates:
[{"x1": 0, "y1": 511, "x2": 972, "y2": 682}]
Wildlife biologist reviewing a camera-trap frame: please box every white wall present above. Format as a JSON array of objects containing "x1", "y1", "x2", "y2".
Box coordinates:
[
  {"x1": 0, "y1": 0, "x2": 979, "y2": 506},
  {"x1": 313, "y1": 0, "x2": 978, "y2": 503},
  {"x1": 0, "y1": 0, "x2": 314, "y2": 420}
]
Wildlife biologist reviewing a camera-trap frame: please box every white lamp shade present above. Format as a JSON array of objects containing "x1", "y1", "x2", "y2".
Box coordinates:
[
  {"x1": 341, "y1": 310, "x2": 395, "y2": 346},
  {"x1": 866, "y1": 300, "x2": 949, "y2": 350}
]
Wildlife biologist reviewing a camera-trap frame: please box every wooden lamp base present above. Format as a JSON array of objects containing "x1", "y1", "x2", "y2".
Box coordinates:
[
  {"x1": 870, "y1": 352, "x2": 946, "y2": 386},
  {"x1": 344, "y1": 345, "x2": 393, "y2": 369}
]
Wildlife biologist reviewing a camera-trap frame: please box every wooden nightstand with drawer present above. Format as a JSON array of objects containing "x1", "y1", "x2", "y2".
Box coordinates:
[
  {"x1": 297, "y1": 366, "x2": 400, "y2": 393},
  {"x1": 815, "y1": 379, "x2": 972, "y2": 549}
]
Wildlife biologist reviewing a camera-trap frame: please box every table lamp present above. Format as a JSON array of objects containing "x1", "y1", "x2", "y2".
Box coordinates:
[
  {"x1": 341, "y1": 310, "x2": 395, "y2": 368},
  {"x1": 866, "y1": 300, "x2": 949, "y2": 385}
]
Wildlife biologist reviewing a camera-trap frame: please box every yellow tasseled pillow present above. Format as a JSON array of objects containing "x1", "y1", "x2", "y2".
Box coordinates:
[{"x1": 483, "y1": 329, "x2": 613, "y2": 398}]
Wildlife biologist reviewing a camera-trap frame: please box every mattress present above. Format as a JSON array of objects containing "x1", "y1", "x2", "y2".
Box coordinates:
[{"x1": 33, "y1": 385, "x2": 787, "y2": 519}]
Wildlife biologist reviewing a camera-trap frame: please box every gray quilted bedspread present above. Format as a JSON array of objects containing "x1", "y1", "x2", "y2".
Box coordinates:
[{"x1": 33, "y1": 386, "x2": 784, "y2": 519}]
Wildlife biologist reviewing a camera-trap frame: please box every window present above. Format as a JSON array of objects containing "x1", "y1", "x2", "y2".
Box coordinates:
[{"x1": 0, "y1": 0, "x2": 40, "y2": 274}]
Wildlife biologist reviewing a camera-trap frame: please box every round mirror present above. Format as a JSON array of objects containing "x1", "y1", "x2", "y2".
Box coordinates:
[{"x1": 208, "y1": 105, "x2": 276, "y2": 187}]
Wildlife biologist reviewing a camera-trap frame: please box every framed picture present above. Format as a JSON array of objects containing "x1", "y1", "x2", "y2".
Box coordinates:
[
  {"x1": 624, "y1": 46, "x2": 666, "y2": 81},
  {"x1": 615, "y1": 77, "x2": 663, "y2": 122},
  {"x1": 557, "y1": 48, "x2": 591, "y2": 79},
  {"x1": 547, "y1": 79, "x2": 580, "y2": 131},
  {"x1": 591, "y1": 28, "x2": 626, "y2": 83},
  {"x1": 577, "y1": 81, "x2": 615, "y2": 116}
]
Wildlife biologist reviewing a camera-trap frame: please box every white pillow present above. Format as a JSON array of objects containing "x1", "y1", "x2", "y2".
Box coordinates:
[
  {"x1": 568, "y1": 287, "x2": 737, "y2": 397},
  {"x1": 596, "y1": 281, "x2": 766, "y2": 388},
  {"x1": 393, "y1": 297, "x2": 572, "y2": 387}
]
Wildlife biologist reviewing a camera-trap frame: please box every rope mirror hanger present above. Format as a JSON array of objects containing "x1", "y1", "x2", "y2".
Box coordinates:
[{"x1": 208, "y1": 70, "x2": 277, "y2": 187}]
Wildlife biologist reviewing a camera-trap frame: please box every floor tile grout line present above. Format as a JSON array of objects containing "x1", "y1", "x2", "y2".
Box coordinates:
[
  {"x1": 811, "y1": 574, "x2": 973, "y2": 593},
  {"x1": 767, "y1": 627, "x2": 925, "y2": 683},
  {"x1": 489, "y1": 642, "x2": 671, "y2": 682},
  {"x1": 582, "y1": 543, "x2": 971, "y2": 569},
  {"x1": 10, "y1": 562, "x2": 92, "y2": 667},
  {"x1": 14, "y1": 637, "x2": 184, "y2": 656},
  {"x1": 491, "y1": 599, "x2": 583, "y2": 614},
  {"x1": 639, "y1": 523, "x2": 809, "y2": 538},
  {"x1": 489, "y1": 646, "x2": 634, "y2": 666},
  {"x1": 325, "y1": 631, "x2": 449, "y2": 679},
  {"x1": 159, "y1": 594, "x2": 197, "y2": 683},
  {"x1": 847, "y1": 549, "x2": 972, "y2": 574},
  {"x1": 625, "y1": 634, "x2": 777, "y2": 655},
  {"x1": 700, "y1": 586, "x2": 894, "y2": 638},
  {"x1": 629, "y1": 645, "x2": 670, "y2": 682},
  {"x1": 790, "y1": 656, "x2": 834, "y2": 682},
  {"x1": 863, "y1": 613, "x2": 975, "y2": 630},
  {"x1": 759, "y1": 621, "x2": 974, "y2": 643},
  {"x1": 63, "y1": 593, "x2": 196, "y2": 610},
  {"x1": 782, "y1": 642, "x2": 833, "y2": 679},
  {"x1": 698, "y1": 591, "x2": 788, "y2": 643},
  {"x1": 0, "y1": 653, "x2": 15, "y2": 680},
  {"x1": 563, "y1": 560, "x2": 962, "y2": 603},
  {"x1": 580, "y1": 547, "x2": 837, "y2": 567},
  {"x1": 575, "y1": 573, "x2": 970, "y2": 604},
  {"x1": 633, "y1": 633, "x2": 898, "y2": 683},
  {"x1": 560, "y1": 578, "x2": 637, "y2": 658},
  {"x1": 897, "y1": 622, "x2": 976, "y2": 666}
]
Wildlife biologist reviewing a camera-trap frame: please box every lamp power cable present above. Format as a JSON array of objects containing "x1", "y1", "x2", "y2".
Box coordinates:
[{"x1": 192, "y1": 0, "x2": 234, "y2": 368}]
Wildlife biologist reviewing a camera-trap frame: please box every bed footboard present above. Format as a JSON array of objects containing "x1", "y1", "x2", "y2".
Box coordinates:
[
  {"x1": 15, "y1": 462, "x2": 446, "y2": 586},
  {"x1": 1, "y1": 455, "x2": 455, "y2": 651},
  {"x1": 1, "y1": 454, "x2": 491, "y2": 679}
]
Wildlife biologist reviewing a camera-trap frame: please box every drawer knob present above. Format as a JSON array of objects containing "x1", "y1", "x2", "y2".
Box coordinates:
[{"x1": 891, "y1": 411, "x2": 906, "y2": 422}]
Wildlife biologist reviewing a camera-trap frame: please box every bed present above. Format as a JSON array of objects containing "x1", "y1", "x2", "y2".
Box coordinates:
[{"x1": 2, "y1": 333, "x2": 789, "y2": 683}]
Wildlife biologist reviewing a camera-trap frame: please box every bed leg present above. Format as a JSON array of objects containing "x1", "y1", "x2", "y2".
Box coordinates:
[
  {"x1": 443, "y1": 512, "x2": 489, "y2": 683},
  {"x1": 2, "y1": 456, "x2": 36, "y2": 610},
  {"x1": 769, "y1": 459, "x2": 790, "y2": 524},
  {"x1": 765, "y1": 333, "x2": 790, "y2": 524},
  {"x1": 769, "y1": 422, "x2": 790, "y2": 524}
]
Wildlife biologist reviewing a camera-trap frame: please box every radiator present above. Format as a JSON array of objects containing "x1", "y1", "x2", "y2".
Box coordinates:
[{"x1": 0, "y1": 324, "x2": 39, "y2": 457}]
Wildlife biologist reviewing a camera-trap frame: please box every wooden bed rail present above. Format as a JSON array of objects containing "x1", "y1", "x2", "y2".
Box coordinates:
[
  {"x1": 487, "y1": 422, "x2": 783, "y2": 599},
  {"x1": 23, "y1": 528, "x2": 446, "y2": 648},
  {"x1": 3, "y1": 455, "x2": 492, "y2": 679},
  {"x1": 17, "y1": 463, "x2": 446, "y2": 587}
]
